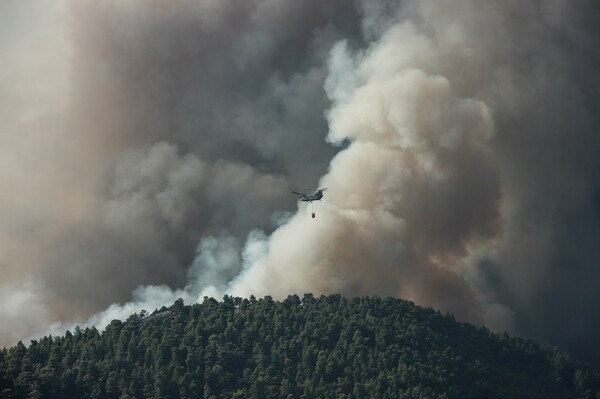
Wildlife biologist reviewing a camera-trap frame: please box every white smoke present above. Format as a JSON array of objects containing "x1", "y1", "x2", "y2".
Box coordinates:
[
  {"x1": 0, "y1": 282, "x2": 55, "y2": 344},
  {"x1": 227, "y1": 24, "x2": 505, "y2": 325}
]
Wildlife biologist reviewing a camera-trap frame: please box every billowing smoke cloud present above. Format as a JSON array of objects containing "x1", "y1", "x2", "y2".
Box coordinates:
[
  {"x1": 1, "y1": 0, "x2": 359, "y2": 324},
  {"x1": 1, "y1": 0, "x2": 600, "y2": 366}
]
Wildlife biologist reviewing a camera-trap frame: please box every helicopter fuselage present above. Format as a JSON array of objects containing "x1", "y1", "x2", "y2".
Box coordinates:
[{"x1": 294, "y1": 189, "x2": 325, "y2": 202}]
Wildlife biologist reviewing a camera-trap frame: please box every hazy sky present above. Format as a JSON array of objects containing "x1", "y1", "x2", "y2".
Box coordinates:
[{"x1": 1, "y1": 0, "x2": 599, "y2": 366}]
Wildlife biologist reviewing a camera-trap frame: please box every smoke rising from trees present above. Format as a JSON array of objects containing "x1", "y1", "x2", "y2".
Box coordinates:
[{"x1": 1, "y1": 0, "x2": 599, "y2": 365}]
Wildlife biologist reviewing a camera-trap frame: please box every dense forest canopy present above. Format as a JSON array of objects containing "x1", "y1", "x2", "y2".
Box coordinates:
[{"x1": 1, "y1": 295, "x2": 599, "y2": 398}]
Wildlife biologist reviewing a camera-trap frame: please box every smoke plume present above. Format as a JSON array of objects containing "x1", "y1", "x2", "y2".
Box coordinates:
[{"x1": 1, "y1": 0, "x2": 599, "y2": 365}]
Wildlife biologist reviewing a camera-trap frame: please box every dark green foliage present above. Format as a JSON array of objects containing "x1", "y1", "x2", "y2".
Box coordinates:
[{"x1": 1, "y1": 294, "x2": 599, "y2": 398}]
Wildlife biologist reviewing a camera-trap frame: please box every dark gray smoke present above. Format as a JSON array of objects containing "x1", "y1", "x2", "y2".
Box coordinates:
[
  {"x1": 1, "y1": 0, "x2": 599, "y2": 366},
  {"x1": 0, "y1": 0, "x2": 361, "y2": 340}
]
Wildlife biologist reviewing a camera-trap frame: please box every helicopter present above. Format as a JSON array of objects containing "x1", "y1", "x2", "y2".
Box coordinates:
[
  {"x1": 292, "y1": 188, "x2": 327, "y2": 219},
  {"x1": 292, "y1": 188, "x2": 327, "y2": 203}
]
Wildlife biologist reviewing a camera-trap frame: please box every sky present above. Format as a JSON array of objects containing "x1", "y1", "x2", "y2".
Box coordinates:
[{"x1": 1, "y1": 0, "x2": 600, "y2": 365}]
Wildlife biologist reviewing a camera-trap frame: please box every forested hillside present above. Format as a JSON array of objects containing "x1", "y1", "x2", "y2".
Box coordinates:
[{"x1": 1, "y1": 295, "x2": 599, "y2": 398}]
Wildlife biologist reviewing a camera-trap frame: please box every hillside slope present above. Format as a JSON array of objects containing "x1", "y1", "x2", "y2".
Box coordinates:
[{"x1": 1, "y1": 295, "x2": 599, "y2": 398}]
